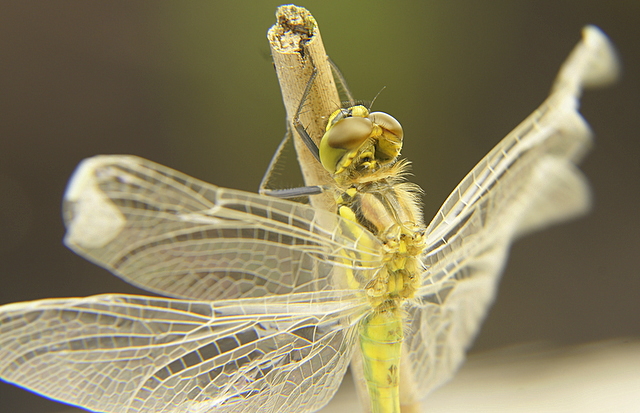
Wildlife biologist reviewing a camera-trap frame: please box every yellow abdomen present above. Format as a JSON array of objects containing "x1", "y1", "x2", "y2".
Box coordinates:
[{"x1": 359, "y1": 305, "x2": 404, "y2": 413}]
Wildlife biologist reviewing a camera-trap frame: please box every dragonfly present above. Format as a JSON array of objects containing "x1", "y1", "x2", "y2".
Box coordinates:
[{"x1": 0, "y1": 26, "x2": 618, "y2": 413}]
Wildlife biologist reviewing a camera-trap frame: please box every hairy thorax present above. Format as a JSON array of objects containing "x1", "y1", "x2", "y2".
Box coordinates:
[{"x1": 333, "y1": 161, "x2": 426, "y2": 308}]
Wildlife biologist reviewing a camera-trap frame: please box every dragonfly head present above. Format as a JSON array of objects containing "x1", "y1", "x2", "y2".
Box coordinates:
[{"x1": 319, "y1": 105, "x2": 403, "y2": 176}]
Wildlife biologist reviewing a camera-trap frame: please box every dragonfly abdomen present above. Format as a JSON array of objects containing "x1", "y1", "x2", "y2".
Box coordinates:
[{"x1": 359, "y1": 305, "x2": 404, "y2": 413}]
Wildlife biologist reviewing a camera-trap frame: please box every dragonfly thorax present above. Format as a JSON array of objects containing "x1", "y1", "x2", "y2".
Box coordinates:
[{"x1": 331, "y1": 157, "x2": 426, "y2": 305}]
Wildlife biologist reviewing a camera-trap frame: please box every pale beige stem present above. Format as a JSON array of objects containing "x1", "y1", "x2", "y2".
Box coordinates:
[{"x1": 267, "y1": 4, "x2": 340, "y2": 211}]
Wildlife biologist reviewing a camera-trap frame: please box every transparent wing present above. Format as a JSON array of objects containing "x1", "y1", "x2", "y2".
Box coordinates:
[
  {"x1": 63, "y1": 155, "x2": 384, "y2": 301},
  {"x1": 400, "y1": 26, "x2": 619, "y2": 403},
  {"x1": 0, "y1": 291, "x2": 369, "y2": 413}
]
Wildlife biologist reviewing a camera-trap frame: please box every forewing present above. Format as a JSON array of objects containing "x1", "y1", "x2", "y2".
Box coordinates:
[
  {"x1": 0, "y1": 291, "x2": 368, "y2": 413},
  {"x1": 63, "y1": 155, "x2": 383, "y2": 300},
  {"x1": 400, "y1": 26, "x2": 619, "y2": 403},
  {"x1": 423, "y1": 25, "x2": 618, "y2": 250}
]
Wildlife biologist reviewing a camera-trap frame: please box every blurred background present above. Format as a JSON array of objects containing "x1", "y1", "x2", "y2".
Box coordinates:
[{"x1": 1, "y1": 1, "x2": 638, "y2": 412}]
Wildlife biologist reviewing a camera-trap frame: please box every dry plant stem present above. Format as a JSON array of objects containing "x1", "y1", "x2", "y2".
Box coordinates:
[{"x1": 268, "y1": 5, "x2": 340, "y2": 211}]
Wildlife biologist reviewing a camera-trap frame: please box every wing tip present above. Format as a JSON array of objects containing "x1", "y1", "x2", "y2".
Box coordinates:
[
  {"x1": 64, "y1": 156, "x2": 105, "y2": 202},
  {"x1": 63, "y1": 155, "x2": 128, "y2": 250},
  {"x1": 578, "y1": 25, "x2": 621, "y2": 89},
  {"x1": 552, "y1": 25, "x2": 620, "y2": 98}
]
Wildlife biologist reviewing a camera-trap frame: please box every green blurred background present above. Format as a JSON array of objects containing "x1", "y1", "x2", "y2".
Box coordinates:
[{"x1": 1, "y1": 1, "x2": 638, "y2": 412}]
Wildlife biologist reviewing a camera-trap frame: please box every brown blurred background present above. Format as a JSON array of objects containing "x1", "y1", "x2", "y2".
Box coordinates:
[{"x1": 1, "y1": 1, "x2": 638, "y2": 412}]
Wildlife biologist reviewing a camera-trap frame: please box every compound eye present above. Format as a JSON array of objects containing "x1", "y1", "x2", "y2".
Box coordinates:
[
  {"x1": 369, "y1": 111, "x2": 403, "y2": 162},
  {"x1": 320, "y1": 116, "x2": 373, "y2": 173},
  {"x1": 325, "y1": 116, "x2": 373, "y2": 150},
  {"x1": 369, "y1": 112, "x2": 403, "y2": 141}
]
